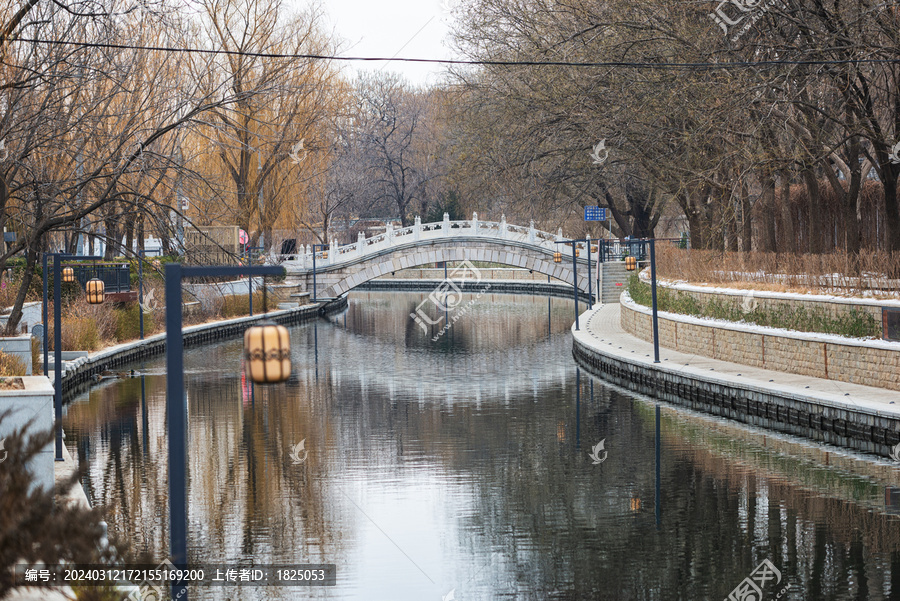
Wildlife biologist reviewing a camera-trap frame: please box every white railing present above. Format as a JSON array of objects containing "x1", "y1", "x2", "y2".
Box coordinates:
[{"x1": 277, "y1": 213, "x2": 593, "y2": 270}]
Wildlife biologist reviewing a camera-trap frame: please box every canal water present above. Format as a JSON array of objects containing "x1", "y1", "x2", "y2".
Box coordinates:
[{"x1": 64, "y1": 291, "x2": 900, "y2": 600}]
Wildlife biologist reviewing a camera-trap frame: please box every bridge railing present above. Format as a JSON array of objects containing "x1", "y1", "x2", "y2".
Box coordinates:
[{"x1": 275, "y1": 213, "x2": 598, "y2": 269}]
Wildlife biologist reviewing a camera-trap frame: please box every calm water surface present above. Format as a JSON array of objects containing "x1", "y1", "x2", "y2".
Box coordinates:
[{"x1": 65, "y1": 291, "x2": 900, "y2": 600}]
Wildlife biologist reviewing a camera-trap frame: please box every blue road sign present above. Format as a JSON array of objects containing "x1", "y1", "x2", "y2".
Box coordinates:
[{"x1": 584, "y1": 206, "x2": 607, "y2": 221}]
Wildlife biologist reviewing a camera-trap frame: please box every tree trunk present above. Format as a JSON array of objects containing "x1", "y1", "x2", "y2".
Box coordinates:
[
  {"x1": 802, "y1": 168, "x2": 823, "y2": 254},
  {"x1": 758, "y1": 171, "x2": 777, "y2": 252},
  {"x1": 882, "y1": 170, "x2": 900, "y2": 253},
  {"x1": 4, "y1": 243, "x2": 38, "y2": 335},
  {"x1": 779, "y1": 172, "x2": 795, "y2": 254},
  {"x1": 740, "y1": 182, "x2": 752, "y2": 252}
]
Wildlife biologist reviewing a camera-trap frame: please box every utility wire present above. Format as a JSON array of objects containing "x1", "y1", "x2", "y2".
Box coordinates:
[{"x1": 12, "y1": 38, "x2": 900, "y2": 69}]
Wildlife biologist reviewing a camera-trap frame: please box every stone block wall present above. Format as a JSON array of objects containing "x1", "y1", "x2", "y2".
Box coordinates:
[
  {"x1": 620, "y1": 297, "x2": 900, "y2": 391},
  {"x1": 652, "y1": 280, "x2": 895, "y2": 323}
]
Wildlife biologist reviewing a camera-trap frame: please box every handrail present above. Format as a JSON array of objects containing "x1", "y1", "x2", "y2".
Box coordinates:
[{"x1": 274, "y1": 215, "x2": 667, "y2": 269}]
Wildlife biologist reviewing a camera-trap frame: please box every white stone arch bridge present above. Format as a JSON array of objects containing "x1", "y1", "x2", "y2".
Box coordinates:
[{"x1": 279, "y1": 214, "x2": 601, "y2": 300}]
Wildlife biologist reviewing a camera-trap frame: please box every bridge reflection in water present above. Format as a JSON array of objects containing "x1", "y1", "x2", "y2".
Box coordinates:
[{"x1": 65, "y1": 291, "x2": 900, "y2": 601}]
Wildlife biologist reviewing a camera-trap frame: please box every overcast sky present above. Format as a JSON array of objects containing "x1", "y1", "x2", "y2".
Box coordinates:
[{"x1": 317, "y1": 0, "x2": 458, "y2": 87}]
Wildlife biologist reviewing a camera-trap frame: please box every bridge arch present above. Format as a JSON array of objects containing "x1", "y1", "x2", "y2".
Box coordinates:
[{"x1": 286, "y1": 237, "x2": 593, "y2": 299}]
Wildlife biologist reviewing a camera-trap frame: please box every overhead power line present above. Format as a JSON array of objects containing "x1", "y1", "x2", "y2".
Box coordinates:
[{"x1": 12, "y1": 38, "x2": 900, "y2": 69}]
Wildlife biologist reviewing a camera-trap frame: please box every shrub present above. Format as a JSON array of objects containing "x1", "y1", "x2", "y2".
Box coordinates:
[
  {"x1": 0, "y1": 351, "x2": 27, "y2": 376},
  {"x1": 60, "y1": 317, "x2": 101, "y2": 351},
  {"x1": 113, "y1": 304, "x2": 143, "y2": 342},
  {"x1": 627, "y1": 274, "x2": 881, "y2": 339},
  {"x1": 221, "y1": 291, "x2": 268, "y2": 318},
  {"x1": 0, "y1": 410, "x2": 111, "y2": 598}
]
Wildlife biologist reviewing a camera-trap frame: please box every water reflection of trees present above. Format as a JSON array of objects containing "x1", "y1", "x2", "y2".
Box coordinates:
[
  {"x1": 63, "y1": 292, "x2": 900, "y2": 601},
  {"x1": 65, "y1": 343, "x2": 346, "y2": 570}
]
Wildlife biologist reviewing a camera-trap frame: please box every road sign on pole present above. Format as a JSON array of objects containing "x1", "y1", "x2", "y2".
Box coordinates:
[{"x1": 584, "y1": 206, "x2": 607, "y2": 222}]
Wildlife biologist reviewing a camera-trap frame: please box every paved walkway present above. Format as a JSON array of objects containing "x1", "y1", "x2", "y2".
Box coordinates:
[{"x1": 573, "y1": 304, "x2": 900, "y2": 418}]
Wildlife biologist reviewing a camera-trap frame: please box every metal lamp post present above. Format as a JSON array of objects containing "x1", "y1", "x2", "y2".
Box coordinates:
[
  {"x1": 42, "y1": 253, "x2": 104, "y2": 461},
  {"x1": 165, "y1": 263, "x2": 285, "y2": 601},
  {"x1": 245, "y1": 246, "x2": 265, "y2": 316},
  {"x1": 554, "y1": 239, "x2": 594, "y2": 330},
  {"x1": 310, "y1": 243, "x2": 328, "y2": 303},
  {"x1": 138, "y1": 249, "x2": 163, "y2": 339},
  {"x1": 649, "y1": 238, "x2": 660, "y2": 363},
  {"x1": 623, "y1": 240, "x2": 661, "y2": 362}
]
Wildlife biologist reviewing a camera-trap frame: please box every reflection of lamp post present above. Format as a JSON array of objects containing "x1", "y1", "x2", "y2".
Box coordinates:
[
  {"x1": 138, "y1": 248, "x2": 162, "y2": 339},
  {"x1": 165, "y1": 263, "x2": 286, "y2": 601},
  {"x1": 310, "y1": 243, "x2": 328, "y2": 302}
]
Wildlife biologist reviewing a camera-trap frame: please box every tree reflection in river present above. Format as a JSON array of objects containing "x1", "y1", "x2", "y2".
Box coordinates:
[{"x1": 64, "y1": 292, "x2": 900, "y2": 600}]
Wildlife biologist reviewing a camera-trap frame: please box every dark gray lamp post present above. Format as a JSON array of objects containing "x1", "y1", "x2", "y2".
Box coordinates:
[
  {"x1": 554, "y1": 239, "x2": 594, "y2": 330},
  {"x1": 165, "y1": 263, "x2": 285, "y2": 601},
  {"x1": 42, "y1": 253, "x2": 103, "y2": 461}
]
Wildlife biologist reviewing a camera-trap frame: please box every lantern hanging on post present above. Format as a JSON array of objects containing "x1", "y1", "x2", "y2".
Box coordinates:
[
  {"x1": 62, "y1": 266, "x2": 75, "y2": 283},
  {"x1": 574, "y1": 248, "x2": 580, "y2": 257},
  {"x1": 625, "y1": 256, "x2": 637, "y2": 271},
  {"x1": 244, "y1": 322, "x2": 291, "y2": 383},
  {"x1": 152, "y1": 259, "x2": 161, "y2": 269},
  {"x1": 553, "y1": 252, "x2": 562, "y2": 263},
  {"x1": 86, "y1": 278, "x2": 105, "y2": 304}
]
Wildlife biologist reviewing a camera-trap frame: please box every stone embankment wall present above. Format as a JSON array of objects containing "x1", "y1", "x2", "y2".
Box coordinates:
[
  {"x1": 650, "y1": 277, "x2": 900, "y2": 322},
  {"x1": 60, "y1": 297, "x2": 347, "y2": 399},
  {"x1": 572, "y1": 333, "x2": 900, "y2": 456},
  {"x1": 620, "y1": 294, "x2": 900, "y2": 391}
]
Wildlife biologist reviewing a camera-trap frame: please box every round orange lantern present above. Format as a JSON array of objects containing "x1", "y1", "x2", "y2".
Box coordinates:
[
  {"x1": 62, "y1": 266, "x2": 75, "y2": 283},
  {"x1": 244, "y1": 322, "x2": 291, "y2": 383},
  {"x1": 625, "y1": 256, "x2": 637, "y2": 271},
  {"x1": 86, "y1": 278, "x2": 105, "y2": 304},
  {"x1": 553, "y1": 252, "x2": 562, "y2": 263}
]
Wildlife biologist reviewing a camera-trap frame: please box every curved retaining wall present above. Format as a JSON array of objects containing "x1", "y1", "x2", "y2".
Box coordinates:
[
  {"x1": 620, "y1": 293, "x2": 900, "y2": 392},
  {"x1": 572, "y1": 326, "x2": 900, "y2": 456},
  {"x1": 60, "y1": 297, "x2": 348, "y2": 399}
]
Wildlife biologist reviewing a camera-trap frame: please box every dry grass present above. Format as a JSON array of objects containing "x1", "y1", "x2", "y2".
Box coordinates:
[
  {"x1": 657, "y1": 245, "x2": 900, "y2": 298},
  {"x1": 31, "y1": 336, "x2": 40, "y2": 375},
  {"x1": 0, "y1": 350, "x2": 28, "y2": 376}
]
